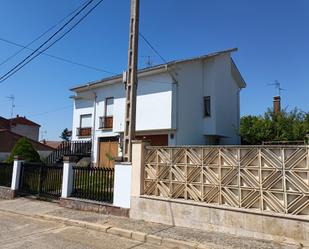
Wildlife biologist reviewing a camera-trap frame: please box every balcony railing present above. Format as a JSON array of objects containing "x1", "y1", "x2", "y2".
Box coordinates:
[
  {"x1": 99, "y1": 116, "x2": 113, "y2": 129},
  {"x1": 76, "y1": 127, "x2": 92, "y2": 137}
]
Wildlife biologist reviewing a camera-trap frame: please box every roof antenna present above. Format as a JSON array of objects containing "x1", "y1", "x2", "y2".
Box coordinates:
[
  {"x1": 141, "y1": 55, "x2": 154, "y2": 67},
  {"x1": 41, "y1": 129, "x2": 47, "y2": 141},
  {"x1": 268, "y1": 80, "x2": 286, "y2": 97},
  {"x1": 6, "y1": 95, "x2": 15, "y2": 119}
]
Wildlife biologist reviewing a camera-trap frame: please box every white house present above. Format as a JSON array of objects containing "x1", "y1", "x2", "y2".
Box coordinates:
[{"x1": 70, "y1": 48, "x2": 246, "y2": 166}]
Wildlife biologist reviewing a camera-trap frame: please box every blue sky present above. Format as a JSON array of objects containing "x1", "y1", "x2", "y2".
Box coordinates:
[{"x1": 0, "y1": 0, "x2": 308, "y2": 140}]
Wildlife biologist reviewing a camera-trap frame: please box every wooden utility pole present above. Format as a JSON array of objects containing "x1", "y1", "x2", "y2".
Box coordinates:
[{"x1": 124, "y1": 0, "x2": 140, "y2": 161}]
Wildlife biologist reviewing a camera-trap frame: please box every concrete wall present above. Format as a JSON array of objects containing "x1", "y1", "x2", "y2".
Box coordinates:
[
  {"x1": 130, "y1": 196, "x2": 309, "y2": 245},
  {"x1": 11, "y1": 124, "x2": 39, "y2": 141},
  {"x1": 174, "y1": 53, "x2": 242, "y2": 145}
]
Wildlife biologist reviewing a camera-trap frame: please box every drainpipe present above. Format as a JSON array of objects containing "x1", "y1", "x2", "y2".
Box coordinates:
[{"x1": 91, "y1": 92, "x2": 97, "y2": 165}]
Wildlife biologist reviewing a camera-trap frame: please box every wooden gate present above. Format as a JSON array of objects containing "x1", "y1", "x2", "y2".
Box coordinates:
[{"x1": 98, "y1": 137, "x2": 118, "y2": 168}]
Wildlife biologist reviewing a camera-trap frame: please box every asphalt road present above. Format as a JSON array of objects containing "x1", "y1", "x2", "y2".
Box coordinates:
[{"x1": 0, "y1": 211, "x2": 166, "y2": 249}]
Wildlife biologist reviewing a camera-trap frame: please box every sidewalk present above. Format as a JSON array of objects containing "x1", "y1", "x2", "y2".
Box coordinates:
[{"x1": 0, "y1": 198, "x2": 301, "y2": 249}]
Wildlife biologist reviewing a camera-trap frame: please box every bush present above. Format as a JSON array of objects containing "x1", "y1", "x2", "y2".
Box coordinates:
[
  {"x1": 240, "y1": 108, "x2": 309, "y2": 145},
  {"x1": 6, "y1": 138, "x2": 41, "y2": 163}
]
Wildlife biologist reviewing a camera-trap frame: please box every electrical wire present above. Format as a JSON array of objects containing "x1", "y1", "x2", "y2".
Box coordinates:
[
  {"x1": 139, "y1": 32, "x2": 168, "y2": 64},
  {"x1": 27, "y1": 105, "x2": 72, "y2": 117},
  {"x1": 0, "y1": 37, "x2": 115, "y2": 75},
  {"x1": 0, "y1": 0, "x2": 104, "y2": 84},
  {"x1": 0, "y1": 0, "x2": 91, "y2": 67}
]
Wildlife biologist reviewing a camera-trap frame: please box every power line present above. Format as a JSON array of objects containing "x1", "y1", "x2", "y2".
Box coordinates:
[
  {"x1": 139, "y1": 32, "x2": 168, "y2": 64},
  {"x1": 27, "y1": 105, "x2": 71, "y2": 117},
  {"x1": 0, "y1": 37, "x2": 173, "y2": 84},
  {"x1": 0, "y1": 0, "x2": 90, "y2": 67},
  {"x1": 0, "y1": 0, "x2": 104, "y2": 84},
  {"x1": 0, "y1": 37, "x2": 115, "y2": 74}
]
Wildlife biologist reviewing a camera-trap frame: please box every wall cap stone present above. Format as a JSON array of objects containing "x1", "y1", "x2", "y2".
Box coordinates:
[
  {"x1": 13, "y1": 155, "x2": 24, "y2": 160},
  {"x1": 63, "y1": 156, "x2": 78, "y2": 163}
]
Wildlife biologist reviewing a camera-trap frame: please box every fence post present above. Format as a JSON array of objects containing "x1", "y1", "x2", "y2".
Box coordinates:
[
  {"x1": 11, "y1": 156, "x2": 24, "y2": 190},
  {"x1": 113, "y1": 140, "x2": 148, "y2": 208},
  {"x1": 131, "y1": 140, "x2": 149, "y2": 197},
  {"x1": 61, "y1": 156, "x2": 76, "y2": 198}
]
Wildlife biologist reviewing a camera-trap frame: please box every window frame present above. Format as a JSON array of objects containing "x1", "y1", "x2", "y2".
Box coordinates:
[
  {"x1": 80, "y1": 114, "x2": 92, "y2": 128},
  {"x1": 105, "y1": 97, "x2": 114, "y2": 118}
]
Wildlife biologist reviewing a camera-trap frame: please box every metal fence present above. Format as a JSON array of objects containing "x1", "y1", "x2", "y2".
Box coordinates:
[
  {"x1": 0, "y1": 163, "x2": 13, "y2": 187},
  {"x1": 46, "y1": 141, "x2": 92, "y2": 164},
  {"x1": 72, "y1": 166, "x2": 114, "y2": 203},
  {"x1": 19, "y1": 162, "x2": 63, "y2": 199}
]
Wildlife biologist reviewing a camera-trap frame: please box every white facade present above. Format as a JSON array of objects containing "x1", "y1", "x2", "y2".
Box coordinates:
[{"x1": 70, "y1": 49, "x2": 246, "y2": 163}]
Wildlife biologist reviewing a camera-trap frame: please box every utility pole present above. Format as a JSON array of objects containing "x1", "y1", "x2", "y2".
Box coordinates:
[{"x1": 123, "y1": 0, "x2": 140, "y2": 162}]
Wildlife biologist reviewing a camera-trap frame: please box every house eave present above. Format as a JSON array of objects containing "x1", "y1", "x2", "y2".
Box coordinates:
[
  {"x1": 231, "y1": 59, "x2": 247, "y2": 89},
  {"x1": 70, "y1": 48, "x2": 239, "y2": 93},
  {"x1": 70, "y1": 65, "x2": 168, "y2": 93}
]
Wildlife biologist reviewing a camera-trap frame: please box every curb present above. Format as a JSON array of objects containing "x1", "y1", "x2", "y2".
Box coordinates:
[
  {"x1": 0, "y1": 208, "x2": 305, "y2": 249},
  {"x1": 0, "y1": 208, "x2": 205, "y2": 249}
]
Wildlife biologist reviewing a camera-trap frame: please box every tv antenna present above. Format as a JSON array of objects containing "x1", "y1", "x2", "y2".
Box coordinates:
[
  {"x1": 6, "y1": 95, "x2": 15, "y2": 118},
  {"x1": 40, "y1": 130, "x2": 47, "y2": 141},
  {"x1": 141, "y1": 55, "x2": 155, "y2": 67},
  {"x1": 268, "y1": 80, "x2": 285, "y2": 96}
]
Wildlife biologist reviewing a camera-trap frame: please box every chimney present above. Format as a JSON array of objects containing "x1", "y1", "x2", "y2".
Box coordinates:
[{"x1": 273, "y1": 96, "x2": 281, "y2": 114}]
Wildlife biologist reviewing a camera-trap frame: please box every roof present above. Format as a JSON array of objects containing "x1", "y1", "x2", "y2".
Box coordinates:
[
  {"x1": 70, "y1": 48, "x2": 245, "y2": 92},
  {"x1": 41, "y1": 140, "x2": 62, "y2": 149},
  {"x1": 0, "y1": 129, "x2": 53, "y2": 153},
  {"x1": 0, "y1": 117, "x2": 10, "y2": 129},
  {"x1": 10, "y1": 116, "x2": 40, "y2": 127}
]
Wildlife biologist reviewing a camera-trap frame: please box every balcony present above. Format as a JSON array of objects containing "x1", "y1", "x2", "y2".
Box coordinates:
[
  {"x1": 99, "y1": 116, "x2": 113, "y2": 130},
  {"x1": 76, "y1": 127, "x2": 92, "y2": 137}
]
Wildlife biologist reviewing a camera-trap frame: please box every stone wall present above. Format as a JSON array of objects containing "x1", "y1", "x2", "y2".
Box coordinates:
[
  {"x1": 0, "y1": 186, "x2": 15, "y2": 199},
  {"x1": 60, "y1": 197, "x2": 129, "y2": 217}
]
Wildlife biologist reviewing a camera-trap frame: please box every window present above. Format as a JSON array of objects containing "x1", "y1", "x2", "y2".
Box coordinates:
[
  {"x1": 80, "y1": 114, "x2": 92, "y2": 128},
  {"x1": 78, "y1": 114, "x2": 92, "y2": 137},
  {"x1": 105, "y1": 97, "x2": 114, "y2": 117},
  {"x1": 100, "y1": 97, "x2": 114, "y2": 129},
  {"x1": 204, "y1": 96, "x2": 211, "y2": 117}
]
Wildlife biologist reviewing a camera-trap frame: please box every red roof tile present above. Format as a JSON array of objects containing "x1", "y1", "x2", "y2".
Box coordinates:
[{"x1": 10, "y1": 116, "x2": 40, "y2": 127}]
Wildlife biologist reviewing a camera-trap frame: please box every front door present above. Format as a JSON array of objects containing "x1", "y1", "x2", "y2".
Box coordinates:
[{"x1": 98, "y1": 137, "x2": 118, "y2": 168}]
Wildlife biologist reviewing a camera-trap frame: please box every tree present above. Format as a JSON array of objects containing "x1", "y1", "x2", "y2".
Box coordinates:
[
  {"x1": 60, "y1": 128, "x2": 71, "y2": 141},
  {"x1": 240, "y1": 108, "x2": 309, "y2": 145},
  {"x1": 6, "y1": 138, "x2": 41, "y2": 163}
]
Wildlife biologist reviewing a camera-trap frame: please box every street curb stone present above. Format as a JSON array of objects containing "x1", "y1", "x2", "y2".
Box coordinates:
[
  {"x1": 132, "y1": 231, "x2": 147, "y2": 242},
  {"x1": 107, "y1": 227, "x2": 133, "y2": 239},
  {"x1": 146, "y1": 234, "x2": 162, "y2": 245},
  {"x1": 162, "y1": 238, "x2": 198, "y2": 249}
]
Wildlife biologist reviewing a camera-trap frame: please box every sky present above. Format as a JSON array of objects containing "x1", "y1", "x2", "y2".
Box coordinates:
[{"x1": 0, "y1": 0, "x2": 308, "y2": 140}]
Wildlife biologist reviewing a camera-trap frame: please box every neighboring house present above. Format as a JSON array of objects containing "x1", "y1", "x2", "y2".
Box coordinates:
[
  {"x1": 0, "y1": 129, "x2": 54, "y2": 161},
  {"x1": 41, "y1": 140, "x2": 62, "y2": 149},
  {"x1": 0, "y1": 115, "x2": 40, "y2": 141},
  {"x1": 70, "y1": 48, "x2": 246, "y2": 166}
]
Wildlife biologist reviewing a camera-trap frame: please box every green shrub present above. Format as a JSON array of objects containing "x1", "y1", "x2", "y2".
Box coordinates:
[{"x1": 6, "y1": 137, "x2": 41, "y2": 163}]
